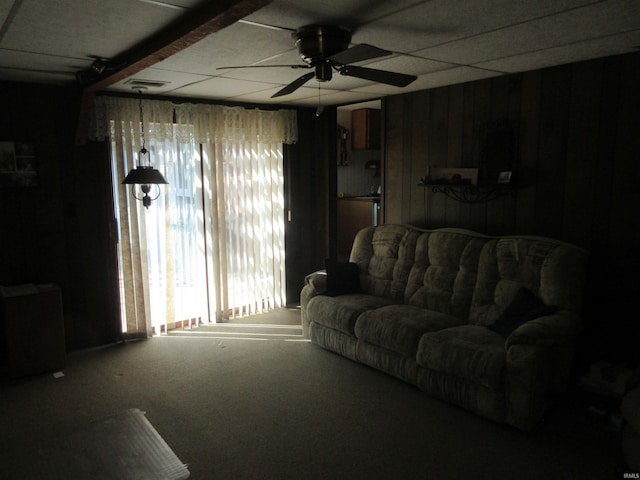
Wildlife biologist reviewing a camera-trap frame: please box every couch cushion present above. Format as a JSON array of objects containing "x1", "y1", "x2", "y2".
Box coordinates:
[
  {"x1": 405, "y1": 231, "x2": 487, "y2": 321},
  {"x1": 470, "y1": 237, "x2": 588, "y2": 326},
  {"x1": 417, "y1": 325, "x2": 506, "y2": 390},
  {"x1": 306, "y1": 294, "x2": 397, "y2": 336},
  {"x1": 349, "y1": 224, "x2": 415, "y2": 301},
  {"x1": 355, "y1": 305, "x2": 464, "y2": 357}
]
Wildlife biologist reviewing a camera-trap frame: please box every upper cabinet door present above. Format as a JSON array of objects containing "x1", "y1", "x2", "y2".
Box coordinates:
[{"x1": 351, "y1": 108, "x2": 380, "y2": 150}]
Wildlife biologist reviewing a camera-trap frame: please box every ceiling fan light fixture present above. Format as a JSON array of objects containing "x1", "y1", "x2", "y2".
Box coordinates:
[
  {"x1": 294, "y1": 25, "x2": 351, "y2": 66},
  {"x1": 315, "y1": 63, "x2": 332, "y2": 82},
  {"x1": 229, "y1": 23, "x2": 418, "y2": 98}
]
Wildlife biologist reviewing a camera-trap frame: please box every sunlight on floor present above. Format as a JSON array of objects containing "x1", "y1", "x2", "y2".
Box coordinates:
[{"x1": 162, "y1": 307, "x2": 306, "y2": 342}]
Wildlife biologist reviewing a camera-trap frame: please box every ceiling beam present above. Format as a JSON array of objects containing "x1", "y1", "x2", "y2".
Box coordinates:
[
  {"x1": 85, "y1": 0, "x2": 273, "y2": 91},
  {"x1": 77, "y1": 0, "x2": 273, "y2": 143}
]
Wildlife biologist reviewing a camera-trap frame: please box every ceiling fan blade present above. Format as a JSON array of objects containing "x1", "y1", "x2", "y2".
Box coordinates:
[
  {"x1": 328, "y1": 44, "x2": 391, "y2": 65},
  {"x1": 237, "y1": 19, "x2": 296, "y2": 32},
  {"x1": 271, "y1": 71, "x2": 315, "y2": 98},
  {"x1": 217, "y1": 64, "x2": 310, "y2": 70},
  {"x1": 339, "y1": 65, "x2": 417, "y2": 87}
]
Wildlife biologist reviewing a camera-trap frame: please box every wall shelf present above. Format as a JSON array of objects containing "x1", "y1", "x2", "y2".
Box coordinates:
[{"x1": 420, "y1": 183, "x2": 515, "y2": 203}]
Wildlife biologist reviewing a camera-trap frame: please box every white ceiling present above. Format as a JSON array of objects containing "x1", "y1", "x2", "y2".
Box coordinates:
[{"x1": 1, "y1": 0, "x2": 639, "y2": 108}]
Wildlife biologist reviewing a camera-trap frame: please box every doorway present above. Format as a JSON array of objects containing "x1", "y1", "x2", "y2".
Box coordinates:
[{"x1": 336, "y1": 100, "x2": 382, "y2": 260}]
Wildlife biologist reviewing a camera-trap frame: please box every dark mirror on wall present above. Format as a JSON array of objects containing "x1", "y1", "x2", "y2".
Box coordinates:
[{"x1": 480, "y1": 120, "x2": 519, "y2": 186}]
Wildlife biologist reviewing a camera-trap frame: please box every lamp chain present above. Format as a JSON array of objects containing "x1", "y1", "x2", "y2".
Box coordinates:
[
  {"x1": 135, "y1": 86, "x2": 148, "y2": 166},
  {"x1": 139, "y1": 96, "x2": 145, "y2": 152}
]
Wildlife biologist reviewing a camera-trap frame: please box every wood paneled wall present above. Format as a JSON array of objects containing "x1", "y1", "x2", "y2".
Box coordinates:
[
  {"x1": 0, "y1": 82, "x2": 121, "y2": 351},
  {"x1": 382, "y1": 51, "x2": 640, "y2": 366},
  {"x1": 285, "y1": 107, "x2": 337, "y2": 302}
]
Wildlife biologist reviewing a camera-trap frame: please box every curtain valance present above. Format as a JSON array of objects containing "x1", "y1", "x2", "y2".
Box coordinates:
[{"x1": 90, "y1": 95, "x2": 298, "y2": 145}]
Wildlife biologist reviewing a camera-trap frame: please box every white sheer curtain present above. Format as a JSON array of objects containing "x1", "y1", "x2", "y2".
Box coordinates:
[{"x1": 93, "y1": 96, "x2": 297, "y2": 337}]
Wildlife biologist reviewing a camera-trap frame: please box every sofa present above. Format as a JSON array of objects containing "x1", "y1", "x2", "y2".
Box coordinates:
[{"x1": 301, "y1": 224, "x2": 589, "y2": 430}]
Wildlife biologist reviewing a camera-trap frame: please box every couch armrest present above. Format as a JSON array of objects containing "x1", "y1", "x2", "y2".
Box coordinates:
[
  {"x1": 505, "y1": 311, "x2": 581, "y2": 348},
  {"x1": 304, "y1": 270, "x2": 327, "y2": 294},
  {"x1": 504, "y1": 311, "x2": 581, "y2": 430},
  {"x1": 300, "y1": 270, "x2": 326, "y2": 338}
]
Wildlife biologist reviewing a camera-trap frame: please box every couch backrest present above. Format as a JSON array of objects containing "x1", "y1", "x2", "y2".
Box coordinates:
[
  {"x1": 350, "y1": 224, "x2": 413, "y2": 302},
  {"x1": 469, "y1": 237, "x2": 589, "y2": 325},
  {"x1": 405, "y1": 230, "x2": 488, "y2": 321},
  {"x1": 349, "y1": 225, "x2": 589, "y2": 324}
]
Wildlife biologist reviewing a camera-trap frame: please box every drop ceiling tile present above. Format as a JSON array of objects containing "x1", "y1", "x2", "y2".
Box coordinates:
[
  {"x1": 319, "y1": 73, "x2": 378, "y2": 91},
  {"x1": 408, "y1": 66, "x2": 502, "y2": 91},
  {"x1": 413, "y1": 0, "x2": 640, "y2": 66},
  {"x1": 362, "y1": 55, "x2": 457, "y2": 76},
  {"x1": 106, "y1": 67, "x2": 214, "y2": 95},
  {"x1": 228, "y1": 84, "x2": 324, "y2": 104},
  {"x1": 345, "y1": 65, "x2": 500, "y2": 97},
  {"x1": 311, "y1": 90, "x2": 380, "y2": 107},
  {"x1": 351, "y1": 0, "x2": 595, "y2": 52},
  {"x1": 167, "y1": 76, "x2": 277, "y2": 100},
  {"x1": 155, "y1": 21, "x2": 299, "y2": 76},
  {"x1": 138, "y1": 0, "x2": 203, "y2": 8},
  {"x1": 0, "y1": 67, "x2": 71, "y2": 85},
  {"x1": 477, "y1": 31, "x2": 640, "y2": 73},
  {"x1": 1, "y1": 0, "x2": 189, "y2": 60},
  {"x1": 218, "y1": 66, "x2": 310, "y2": 87},
  {"x1": 350, "y1": 82, "x2": 417, "y2": 98},
  {"x1": 243, "y1": 0, "x2": 426, "y2": 32},
  {"x1": 0, "y1": 49, "x2": 88, "y2": 80}
]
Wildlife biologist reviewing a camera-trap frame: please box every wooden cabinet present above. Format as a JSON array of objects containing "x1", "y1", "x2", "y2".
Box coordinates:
[{"x1": 351, "y1": 108, "x2": 381, "y2": 150}]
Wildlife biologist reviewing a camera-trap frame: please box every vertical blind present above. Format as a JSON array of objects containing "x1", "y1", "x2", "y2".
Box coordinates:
[{"x1": 93, "y1": 96, "x2": 297, "y2": 337}]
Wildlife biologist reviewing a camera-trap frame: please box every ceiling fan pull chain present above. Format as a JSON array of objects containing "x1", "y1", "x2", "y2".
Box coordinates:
[{"x1": 316, "y1": 83, "x2": 324, "y2": 117}]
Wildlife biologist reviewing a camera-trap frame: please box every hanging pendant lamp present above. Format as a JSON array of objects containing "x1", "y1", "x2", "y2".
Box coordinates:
[{"x1": 122, "y1": 87, "x2": 168, "y2": 209}]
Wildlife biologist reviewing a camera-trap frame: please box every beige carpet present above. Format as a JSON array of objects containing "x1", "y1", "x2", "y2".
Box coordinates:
[{"x1": 0, "y1": 308, "x2": 626, "y2": 479}]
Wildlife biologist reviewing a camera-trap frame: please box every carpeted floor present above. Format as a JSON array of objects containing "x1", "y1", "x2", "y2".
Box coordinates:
[{"x1": 0, "y1": 308, "x2": 626, "y2": 479}]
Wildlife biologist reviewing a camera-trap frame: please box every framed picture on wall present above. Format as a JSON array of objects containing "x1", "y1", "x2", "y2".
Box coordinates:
[{"x1": 0, "y1": 141, "x2": 37, "y2": 187}]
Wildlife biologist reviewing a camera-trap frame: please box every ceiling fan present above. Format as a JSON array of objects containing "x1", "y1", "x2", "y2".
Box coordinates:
[{"x1": 217, "y1": 24, "x2": 418, "y2": 98}]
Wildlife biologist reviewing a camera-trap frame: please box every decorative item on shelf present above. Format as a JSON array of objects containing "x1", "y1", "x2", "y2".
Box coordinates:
[
  {"x1": 426, "y1": 167, "x2": 479, "y2": 185},
  {"x1": 497, "y1": 171, "x2": 513, "y2": 185},
  {"x1": 122, "y1": 87, "x2": 168, "y2": 209},
  {"x1": 427, "y1": 184, "x2": 514, "y2": 203},
  {"x1": 419, "y1": 166, "x2": 515, "y2": 203}
]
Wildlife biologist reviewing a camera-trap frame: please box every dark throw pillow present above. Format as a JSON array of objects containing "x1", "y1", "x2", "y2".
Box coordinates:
[
  {"x1": 323, "y1": 259, "x2": 362, "y2": 297},
  {"x1": 487, "y1": 287, "x2": 558, "y2": 336}
]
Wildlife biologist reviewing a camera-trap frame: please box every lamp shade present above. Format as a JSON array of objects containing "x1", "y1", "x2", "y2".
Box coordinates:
[{"x1": 122, "y1": 166, "x2": 168, "y2": 185}]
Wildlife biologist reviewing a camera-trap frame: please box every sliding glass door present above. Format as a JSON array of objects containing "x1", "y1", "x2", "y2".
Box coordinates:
[{"x1": 111, "y1": 124, "x2": 287, "y2": 336}]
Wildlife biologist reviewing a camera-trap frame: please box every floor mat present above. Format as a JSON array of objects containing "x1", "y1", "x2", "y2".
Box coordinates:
[{"x1": 38, "y1": 408, "x2": 190, "y2": 480}]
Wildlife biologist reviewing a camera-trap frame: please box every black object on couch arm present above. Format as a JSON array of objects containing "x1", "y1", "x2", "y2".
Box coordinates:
[{"x1": 323, "y1": 259, "x2": 363, "y2": 296}]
